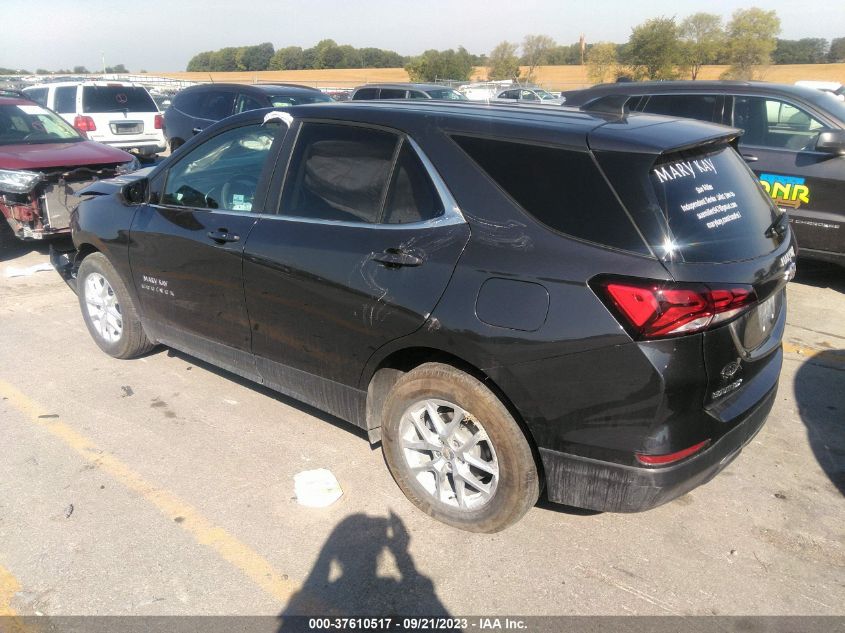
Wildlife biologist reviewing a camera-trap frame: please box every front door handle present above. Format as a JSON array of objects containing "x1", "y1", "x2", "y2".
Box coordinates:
[
  {"x1": 192, "y1": 127, "x2": 204, "y2": 135},
  {"x1": 207, "y1": 229, "x2": 240, "y2": 244},
  {"x1": 372, "y1": 248, "x2": 423, "y2": 268},
  {"x1": 742, "y1": 153, "x2": 759, "y2": 162}
]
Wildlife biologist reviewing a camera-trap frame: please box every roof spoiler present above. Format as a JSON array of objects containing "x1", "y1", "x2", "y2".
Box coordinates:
[{"x1": 581, "y1": 94, "x2": 629, "y2": 116}]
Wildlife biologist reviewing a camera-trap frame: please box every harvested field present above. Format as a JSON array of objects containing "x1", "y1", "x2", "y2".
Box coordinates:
[{"x1": 158, "y1": 64, "x2": 845, "y2": 91}]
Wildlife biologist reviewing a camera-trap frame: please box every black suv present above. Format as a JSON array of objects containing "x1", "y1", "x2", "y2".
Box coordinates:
[
  {"x1": 62, "y1": 101, "x2": 794, "y2": 532},
  {"x1": 563, "y1": 81, "x2": 845, "y2": 265},
  {"x1": 163, "y1": 83, "x2": 332, "y2": 152}
]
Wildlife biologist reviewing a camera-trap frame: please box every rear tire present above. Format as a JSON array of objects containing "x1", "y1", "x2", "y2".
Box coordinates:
[
  {"x1": 381, "y1": 363, "x2": 539, "y2": 533},
  {"x1": 77, "y1": 252, "x2": 154, "y2": 359}
]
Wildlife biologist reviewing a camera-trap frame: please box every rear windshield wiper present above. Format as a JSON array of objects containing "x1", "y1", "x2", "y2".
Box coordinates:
[{"x1": 765, "y1": 211, "x2": 789, "y2": 238}]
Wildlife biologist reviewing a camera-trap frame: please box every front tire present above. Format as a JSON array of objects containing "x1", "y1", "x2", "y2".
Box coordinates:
[
  {"x1": 77, "y1": 252, "x2": 154, "y2": 359},
  {"x1": 381, "y1": 363, "x2": 539, "y2": 533}
]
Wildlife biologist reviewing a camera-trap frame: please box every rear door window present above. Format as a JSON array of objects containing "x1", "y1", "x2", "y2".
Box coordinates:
[
  {"x1": 280, "y1": 123, "x2": 399, "y2": 223},
  {"x1": 197, "y1": 91, "x2": 235, "y2": 120},
  {"x1": 353, "y1": 88, "x2": 378, "y2": 100},
  {"x1": 650, "y1": 145, "x2": 780, "y2": 263},
  {"x1": 379, "y1": 89, "x2": 407, "y2": 99},
  {"x1": 82, "y1": 86, "x2": 157, "y2": 113},
  {"x1": 236, "y1": 93, "x2": 266, "y2": 113},
  {"x1": 24, "y1": 87, "x2": 48, "y2": 107},
  {"x1": 452, "y1": 135, "x2": 648, "y2": 254},
  {"x1": 637, "y1": 94, "x2": 721, "y2": 123},
  {"x1": 54, "y1": 86, "x2": 77, "y2": 114}
]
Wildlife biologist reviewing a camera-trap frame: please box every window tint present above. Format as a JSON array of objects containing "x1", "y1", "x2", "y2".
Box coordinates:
[
  {"x1": 197, "y1": 91, "x2": 234, "y2": 120},
  {"x1": 453, "y1": 135, "x2": 645, "y2": 252},
  {"x1": 352, "y1": 88, "x2": 378, "y2": 100},
  {"x1": 650, "y1": 145, "x2": 780, "y2": 263},
  {"x1": 638, "y1": 94, "x2": 720, "y2": 123},
  {"x1": 173, "y1": 90, "x2": 203, "y2": 116},
  {"x1": 521, "y1": 90, "x2": 539, "y2": 101},
  {"x1": 269, "y1": 93, "x2": 332, "y2": 107},
  {"x1": 379, "y1": 88, "x2": 407, "y2": 99},
  {"x1": 236, "y1": 93, "x2": 266, "y2": 113},
  {"x1": 733, "y1": 96, "x2": 825, "y2": 150},
  {"x1": 82, "y1": 86, "x2": 157, "y2": 113},
  {"x1": 0, "y1": 104, "x2": 81, "y2": 146},
  {"x1": 499, "y1": 90, "x2": 518, "y2": 100},
  {"x1": 408, "y1": 91, "x2": 429, "y2": 100},
  {"x1": 162, "y1": 123, "x2": 277, "y2": 212},
  {"x1": 54, "y1": 86, "x2": 77, "y2": 114},
  {"x1": 280, "y1": 123, "x2": 399, "y2": 223},
  {"x1": 24, "y1": 88, "x2": 48, "y2": 107},
  {"x1": 425, "y1": 89, "x2": 467, "y2": 101},
  {"x1": 383, "y1": 144, "x2": 443, "y2": 224}
]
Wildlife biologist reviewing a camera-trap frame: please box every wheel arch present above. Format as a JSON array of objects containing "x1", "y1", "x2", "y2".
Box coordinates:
[{"x1": 363, "y1": 346, "x2": 544, "y2": 487}]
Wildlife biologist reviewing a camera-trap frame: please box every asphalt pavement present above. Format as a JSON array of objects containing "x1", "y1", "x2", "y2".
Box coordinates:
[{"x1": 0, "y1": 238, "x2": 843, "y2": 619}]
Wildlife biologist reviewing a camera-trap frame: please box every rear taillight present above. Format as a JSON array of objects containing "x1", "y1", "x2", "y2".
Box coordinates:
[
  {"x1": 154, "y1": 114, "x2": 163, "y2": 130},
  {"x1": 636, "y1": 440, "x2": 710, "y2": 466},
  {"x1": 74, "y1": 115, "x2": 96, "y2": 132},
  {"x1": 593, "y1": 277, "x2": 756, "y2": 340}
]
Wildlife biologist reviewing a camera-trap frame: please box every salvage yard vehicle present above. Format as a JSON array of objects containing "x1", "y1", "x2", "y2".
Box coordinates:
[
  {"x1": 163, "y1": 83, "x2": 332, "y2": 153},
  {"x1": 62, "y1": 101, "x2": 795, "y2": 532},
  {"x1": 22, "y1": 81, "x2": 166, "y2": 160},
  {"x1": 494, "y1": 87, "x2": 564, "y2": 104},
  {"x1": 351, "y1": 83, "x2": 468, "y2": 101},
  {"x1": 562, "y1": 81, "x2": 845, "y2": 265},
  {"x1": 0, "y1": 91, "x2": 138, "y2": 240}
]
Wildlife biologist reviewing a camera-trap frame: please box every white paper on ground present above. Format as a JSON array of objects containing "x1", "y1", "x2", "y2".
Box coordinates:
[
  {"x1": 4, "y1": 263, "x2": 55, "y2": 278},
  {"x1": 294, "y1": 468, "x2": 343, "y2": 508}
]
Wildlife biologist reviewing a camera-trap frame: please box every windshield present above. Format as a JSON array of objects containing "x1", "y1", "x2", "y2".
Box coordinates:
[
  {"x1": 269, "y1": 94, "x2": 332, "y2": 107},
  {"x1": 0, "y1": 103, "x2": 83, "y2": 145},
  {"x1": 425, "y1": 89, "x2": 468, "y2": 101},
  {"x1": 82, "y1": 85, "x2": 158, "y2": 113},
  {"x1": 650, "y1": 144, "x2": 781, "y2": 263},
  {"x1": 798, "y1": 87, "x2": 845, "y2": 122}
]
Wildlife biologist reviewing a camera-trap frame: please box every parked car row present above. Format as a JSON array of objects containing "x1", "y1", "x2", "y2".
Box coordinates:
[{"x1": 56, "y1": 97, "x2": 796, "y2": 532}]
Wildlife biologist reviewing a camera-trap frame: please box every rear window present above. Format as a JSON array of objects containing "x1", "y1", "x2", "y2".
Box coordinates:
[
  {"x1": 82, "y1": 86, "x2": 157, "y2": 113},
  {"x1": 452, "y1": 135, "x2": 649, "y2": 254},
  {"x1": 269, "y1": 93, "x2": 331, "y2": 107},
  {"x1": 650, "y1": 145, "x2": 780, "y2": 263}
]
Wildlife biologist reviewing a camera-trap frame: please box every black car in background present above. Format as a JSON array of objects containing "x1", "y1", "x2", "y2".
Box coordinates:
[
  {"x1": 563, "y1": 81, "x2": 845, "y2": 265},
  {"x1": 351, "y1": 83, "x2": 468, "y2": 101},
  {"x1": 163, "y1": 83, "x2": 332, "y2": 152},
  {"x1": 63, "y1": 101, "x2": 794, "y2": 532}
]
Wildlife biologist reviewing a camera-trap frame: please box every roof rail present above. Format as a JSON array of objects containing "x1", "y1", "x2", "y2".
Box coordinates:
[{"x1": 580, "y1": 94, "x2": 629, "y2": 116}]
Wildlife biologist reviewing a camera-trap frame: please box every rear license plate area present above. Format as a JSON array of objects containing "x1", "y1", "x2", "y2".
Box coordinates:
[{"x1": 110, "y1": 121, "x2": 143, "y2": 135}]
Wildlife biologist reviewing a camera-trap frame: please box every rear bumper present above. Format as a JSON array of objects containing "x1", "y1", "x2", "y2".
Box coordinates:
[
  {"x1": 101, "y1": 139, "x2": 166, "y2": 154},
  {"x1": 539, "y1": 383, "x2": 776, "y2": 512}
]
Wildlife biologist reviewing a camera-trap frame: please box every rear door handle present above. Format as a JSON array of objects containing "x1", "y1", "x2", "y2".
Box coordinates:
[
  {"x1": 192, "y1": 127, "x2": 203, "y2": 135},
  {"x1": 742, "y1": 154, "x2": 759, "y2": 162},
  {"x1": 372, "y1": 249, "x2": 423, "y2": 268},
  {"x1": 207, "y1": 229, "x2": 240, "y2": 244}
]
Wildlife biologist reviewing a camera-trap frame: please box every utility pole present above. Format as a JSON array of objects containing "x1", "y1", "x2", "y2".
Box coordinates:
[{"x1": 101, "y1": 52, "x2": 106, "y2": 75}]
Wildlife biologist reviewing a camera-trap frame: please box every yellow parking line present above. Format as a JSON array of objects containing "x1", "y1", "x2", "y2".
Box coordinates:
[
  {"x1": 0, "y1": 563, "x2": 21, "y2": 616},
  {"x1": 782, "y1": 342, "x2": 845, "y2": 366},
  {"x1": 0, "y1": 379, "x2": 319, "y2": 610}
]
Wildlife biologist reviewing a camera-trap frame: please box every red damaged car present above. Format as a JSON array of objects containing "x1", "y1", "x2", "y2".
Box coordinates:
[{"x1": 0, "y1": 91, "x2": 139, "y2": 241}]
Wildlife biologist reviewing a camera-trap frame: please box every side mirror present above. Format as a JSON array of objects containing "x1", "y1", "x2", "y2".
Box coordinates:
[
  {"x1": 815, "y1": 129, "x2": 845, "y2": 155},
  {"x1": 122, "y1": 178, "x2": 148, "y2": 205}
]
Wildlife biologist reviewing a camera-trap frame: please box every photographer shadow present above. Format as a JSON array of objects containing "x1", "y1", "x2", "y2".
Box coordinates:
[{"x1": 277, "y1": 511, "x2": 451, "y2": 630}]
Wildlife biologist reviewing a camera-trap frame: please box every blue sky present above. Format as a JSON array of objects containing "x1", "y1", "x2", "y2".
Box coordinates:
[{"x1": 4, "y1": 0, "x2": 843, "y2": 72}]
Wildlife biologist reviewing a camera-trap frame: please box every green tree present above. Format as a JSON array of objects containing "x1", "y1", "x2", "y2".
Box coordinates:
[
  {"x1": 269, "y1": 46, "x2": 304, "y2": 70},
  {"x1": 405, "y1": 47, "x2": 474, "y2": 82},
  {"x1": 210, "y1": 47, "x2": 239, "y2": 71},
  {"x1": 35, "y1": 68, "x2": 50, "y2": 75},
  {"x1": 487, "y1": 41, "x2": 520, "y2": 81},
  {"x1": 105, "y1": 63, "x2": 128, "y2": 73},
  {"x1": 547, "y1": 43, "x2": 583, "y2": 65},
  {"x1": 829, "y1": 37, "x2": 845, "y2": 62},
  {"x1": 622, "y1": 17, "x2": 681, "y2": 80},
  {"x1": 586, "y1": 42, "x2": 619, "y2": 84},
  {"x1": 521, "y1": 34, "x2": 556, "y2": 83},
  {"x1": 72, "y1": 65, "x2": 90, "y2": 74},
  {"x1": 186, "y1": 51, "x2": 213, "y2": 71},
  {"x1": 723, "y1": 8, "x2": 780, "y2": 80},
  {"x1": 773, "y1": 38, "x2": 828, "y2": 64},
  {"x1": 679, "y1": 13, "x2": 723, "y2": 79},
  {"x1": 237, "y1": 43, "x2": 274, "y2": 71}
]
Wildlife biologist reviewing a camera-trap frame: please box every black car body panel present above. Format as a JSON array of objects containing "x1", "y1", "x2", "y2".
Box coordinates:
[
  {"x1": 70, "y1": 101, "x2": 793, "y2": 516},
  {"x1": 564, "y1": 81, "x2": 845, "y2": 264}
]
